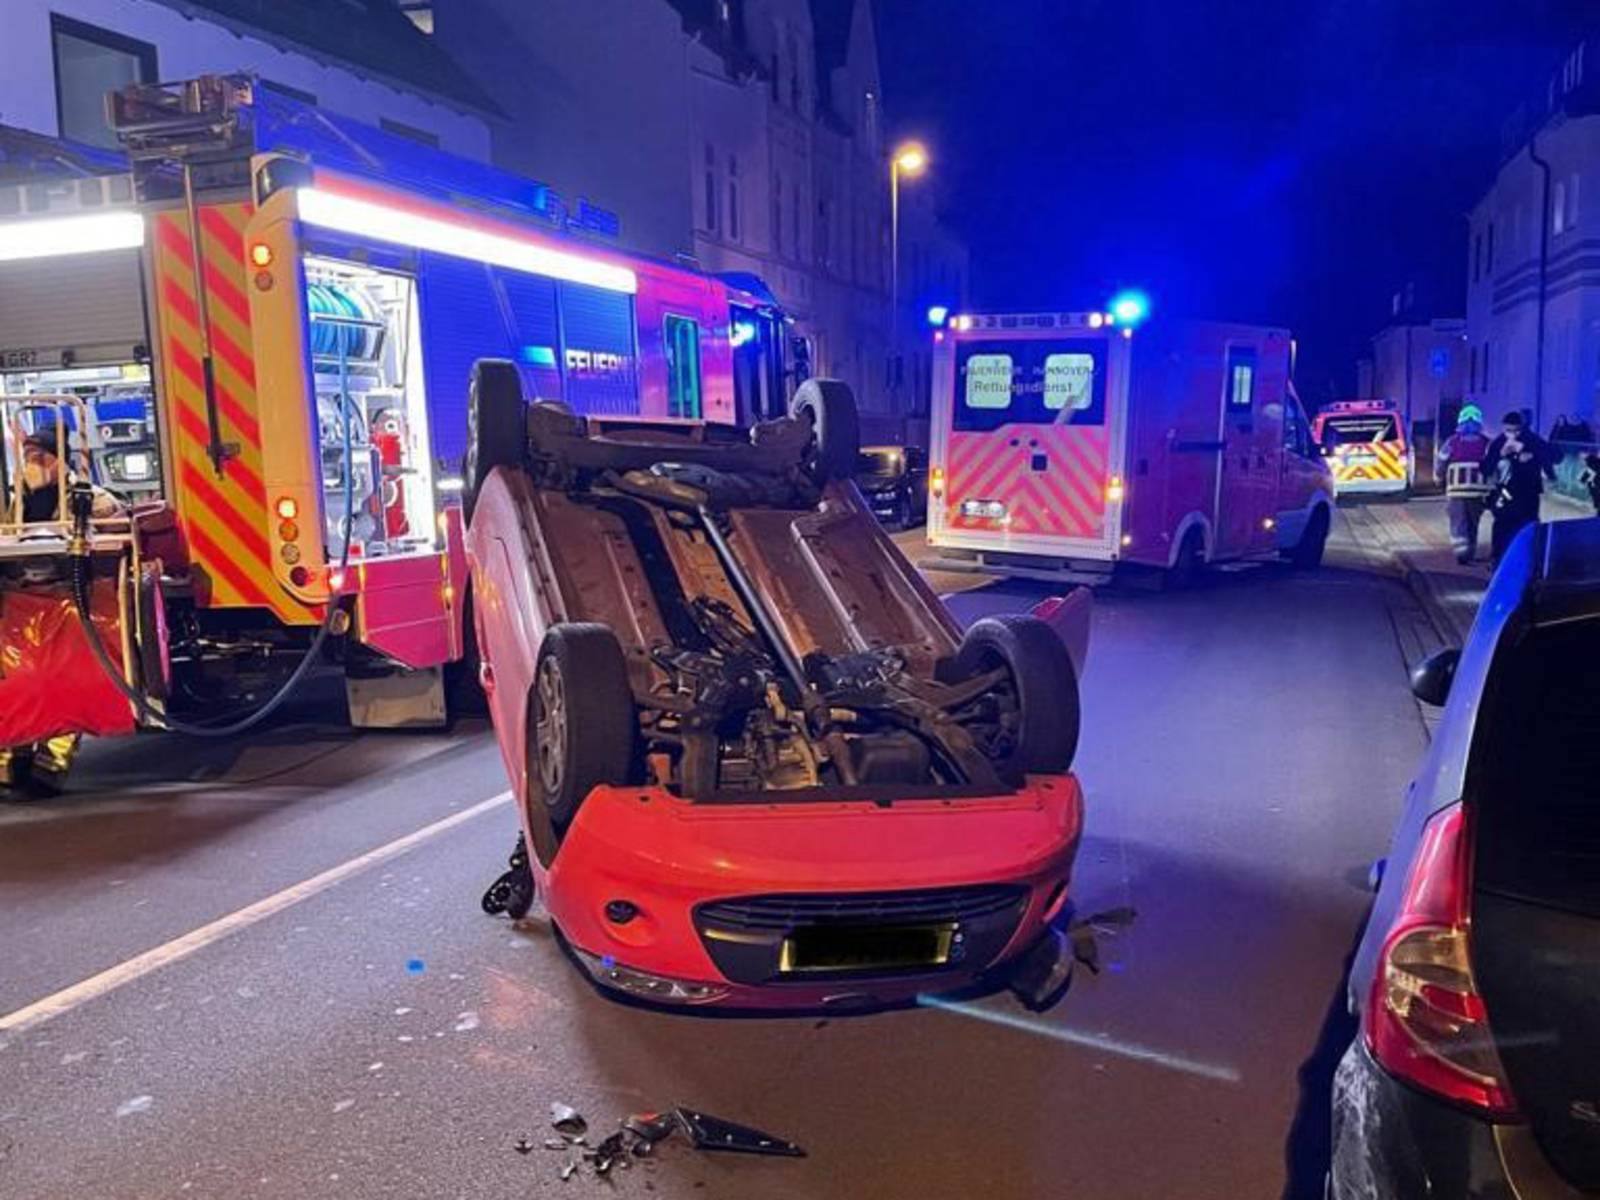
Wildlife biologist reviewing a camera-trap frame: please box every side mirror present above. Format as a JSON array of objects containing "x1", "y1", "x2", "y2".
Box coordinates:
[{"x1": 1409, "y1": 647, "x2": 1461, "y2": 707}]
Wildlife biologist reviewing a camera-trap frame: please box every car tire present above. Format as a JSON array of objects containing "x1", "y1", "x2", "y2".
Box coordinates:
[
  {"x1": 790, "y1": 378, "x2": 860, "y2": 483},
  {"x1": 463, "y1": 358, "x2": 526, "y2": 523},
  {"x1": 953, "y1": 614, "x2": 1080, "y2": 780},
  {"x1": 1292, "y1": 506, "x2": 1330, "y2": 570},
  {"x1": 528, "y1": 623, "x2": 637, "y2": 830},
  {"x1": 1167, "y1": 526, "x2": 1206, "y2": 590}
]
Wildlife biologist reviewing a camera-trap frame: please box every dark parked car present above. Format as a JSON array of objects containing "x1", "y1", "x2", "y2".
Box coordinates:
[
  {"x1": 857, "y1": 444, "x2": 928, "y2": 529},
  {"x1": 1331, "y1": 517, "x2": 1600, "y2": 1198}
]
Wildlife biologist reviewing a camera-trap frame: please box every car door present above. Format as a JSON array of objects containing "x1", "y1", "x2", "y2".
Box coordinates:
[{"x1": 1214, "y1": 341, "x2": 1263, "y2": 558}]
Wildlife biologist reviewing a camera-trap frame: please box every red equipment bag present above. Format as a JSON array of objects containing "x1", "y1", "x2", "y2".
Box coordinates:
[{"x1": 0, "y1": 577, "x2": 137, "y2": 745}]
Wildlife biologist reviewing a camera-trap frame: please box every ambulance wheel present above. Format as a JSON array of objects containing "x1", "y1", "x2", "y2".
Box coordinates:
[
  {"x1": 790, "y1": 379, "x2": 860, "y2": 483},
  {"x1": 1167, "y1": 527, "x2": 1206, "y2": 590},
  {"x1": 445, "y1": 588, "x2": 488, "y2": 719},
  {"x1": 954, "y1": 614, "x2": 1080, "y2": 781},
  {"x1": 529, "y1": 623, "x2": 637, "y2": 831},
  {"x1": 463, "y1": 358, "x2": 526, "y2": 523},
  {"x1": 1291, "y1": 506, "x2": 1330, "y2": 570}
]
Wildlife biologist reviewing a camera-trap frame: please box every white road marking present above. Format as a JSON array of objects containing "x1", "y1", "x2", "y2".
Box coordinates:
[{"x1": 0, "y1": 791, "x2": 512, "y2": 1037}]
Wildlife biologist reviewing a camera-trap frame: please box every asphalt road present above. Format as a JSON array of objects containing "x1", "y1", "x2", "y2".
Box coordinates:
[{"x1": 0, "y1": 528, "x2": 1433, "y2": 1199}]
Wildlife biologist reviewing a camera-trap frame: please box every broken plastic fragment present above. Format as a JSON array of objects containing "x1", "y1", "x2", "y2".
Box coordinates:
[
  {"x1": 588, "y1": 1131, "x2": 627, "y2": 1175},
  {"x1": 674, "y1": 1108, "x2": 805, "y2": 1157},
  {"x1": 512, "y1": 1137, "x2": 536, "y2": 1155},
  {"x1": 559, "y1": 1161, "x2": 577, "y2": 1181},
  {"x1": 624, "y1": 1111, "x2": 679, "y2": 1151},
  {"x1": 549, "y1": 1102, "x2": 587, "y2": 1137},
  {"x1": 543, "y1": 1138, "x2": 568, "y2": 1151}
]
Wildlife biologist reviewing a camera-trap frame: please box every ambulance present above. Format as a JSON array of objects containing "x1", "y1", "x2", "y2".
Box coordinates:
[
  {"x1": 925, "y1": 310, "x2": 1335, "y2": 583},
  {"x1": 0, "y1": 76, "x2": 793, "y2": 774},
  {"x1": 1312, "y1": 399, "x2": 1411, "y2": 496}
]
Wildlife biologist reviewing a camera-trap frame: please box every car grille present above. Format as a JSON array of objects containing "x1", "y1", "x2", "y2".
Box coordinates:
[{"x1": 698, "y1": 884, "x2": 1028, "y2": 932}]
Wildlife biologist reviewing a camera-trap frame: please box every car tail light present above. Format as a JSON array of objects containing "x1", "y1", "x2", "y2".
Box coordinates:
[
  {"x1": 930, "y1": 466, "x2": 945, "y2": 498},
  {"x1": 1364, "y1": 803, "x2": 1520, "y2": 1119}
]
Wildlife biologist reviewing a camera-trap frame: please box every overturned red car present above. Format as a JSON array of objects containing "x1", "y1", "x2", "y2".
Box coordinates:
[{"x1": 463, "y1": 364, "x2": 1087, "y2": 1010}]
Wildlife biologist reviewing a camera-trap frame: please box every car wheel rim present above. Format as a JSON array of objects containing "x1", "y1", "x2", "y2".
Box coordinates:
[{"x1": 535, "y1": 657, "x2": 567, "y2": 799}]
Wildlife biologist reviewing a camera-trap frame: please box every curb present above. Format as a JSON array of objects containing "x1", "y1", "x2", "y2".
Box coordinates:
[{"x1": 1396, "y1": 557, "x2": 1473, "y2": 648}]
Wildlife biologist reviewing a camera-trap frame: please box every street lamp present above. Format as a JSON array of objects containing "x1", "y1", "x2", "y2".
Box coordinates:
[{"x1": 890, "y1": 141, "x2": 928, "y2": 403}]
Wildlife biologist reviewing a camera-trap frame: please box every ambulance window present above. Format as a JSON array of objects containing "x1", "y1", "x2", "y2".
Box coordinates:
[
  {"x1": 1226, "y1": 347, "x2": 1257, "y2": 411},
  {"x1": 665, "y1": 316, "x2": 702, "y2": 419},
  {"x1": 954, "y1": 339, "x2": 1106, "y2": 431}
]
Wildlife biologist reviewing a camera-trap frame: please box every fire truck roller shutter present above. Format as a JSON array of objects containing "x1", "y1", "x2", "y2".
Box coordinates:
[
  {"x1": 0, "y1": 249, "x2": 147, "y2": 369},
  {"x1": 418, "y1": 254, "x2": 519, "y2": 469}
]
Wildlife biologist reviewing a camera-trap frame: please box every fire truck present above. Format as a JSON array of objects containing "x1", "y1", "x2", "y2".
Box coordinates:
[
  {"x1": 924, "y1": 310, "x2": 1335, "y2": 583},
  {"x1": 0, "y1": 76, "x2": 794, "y2": 771}
]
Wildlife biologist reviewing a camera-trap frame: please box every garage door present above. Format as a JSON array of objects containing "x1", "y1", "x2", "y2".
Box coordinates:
[{"x1": 0, "y1": 248, "x2": 148, "y2": 371}]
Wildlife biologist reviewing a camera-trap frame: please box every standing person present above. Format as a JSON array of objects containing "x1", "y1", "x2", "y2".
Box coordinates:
[
  {"x1": 1437, "y1": 404, "x2": 1491, "y2": 563},
  {"x1": 0, "y1": 418, "x2": 120, "y2": 796},
  {"x1": 1482, "y1": 410, "x2": 1557, "y2": 563}
]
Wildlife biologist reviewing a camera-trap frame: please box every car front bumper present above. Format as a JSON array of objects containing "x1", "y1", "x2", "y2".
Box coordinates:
[
  {"x1": 1331, "y1": 1039, "x2": 1582, "y2": 1200},
  {"x1": 536, "y1": 775, "x2": 1085, "y2": 1009}
]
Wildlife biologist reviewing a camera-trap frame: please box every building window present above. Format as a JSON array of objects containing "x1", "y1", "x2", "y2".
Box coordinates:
[
  {"x1": 1482, "y1": 341, "x2": 1490, "y2": 391},
  {"x1": 1555, "y1": 180, "x2": 1567, "y2": 235},
  {"x1": 817, "y1": 198, "x2": 831, "y2": 266},
  {"x1": 1568, "y1": 172, "x2": 1581, "y2": 232},
  {"x1": 51, "y1": 15, "x2": 157, "y2": 149},
  {"x1": 380, "y1": 117, "x2": 440, "y2": 148},
  {"x1": 703, "y1": 145, "x2": 718, "y2": 233},
  {"x1": 727, "y1": 154, "x2": 740, "y2": 242},
  {"x1": 1472, "y1": 231, "x2": 1482, "y2": 283},
  {"x1": 788, "y1": 32, "x2": 801, "y2": 112},
  {"x1": 1487, "y1": 221, "x2": 1495, "y2": 273},
  {"x1": 772, "y1": 173, "x2": 783, "y2": 255},
  {"x1": 792, "y1": 186, "x2": 802, "y2": 258},
  {"x1": 1470, "y1": 344, "x2": 1479, "y2": 391},
  {"x1": 770, "y1": 52, "x2": 780, "y2": 103}
]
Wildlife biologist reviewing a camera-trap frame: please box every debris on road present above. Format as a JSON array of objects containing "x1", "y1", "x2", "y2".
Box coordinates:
[
  {"x1": 550, "y1": 1102, "x2": 588, "y2": 1138},
  {"x1": 675, "y1": 1108, "x2": 805, "y2": 1157},
  {"x1": 520, "y1": 1101, "x2": 806, "y2": 1181}
]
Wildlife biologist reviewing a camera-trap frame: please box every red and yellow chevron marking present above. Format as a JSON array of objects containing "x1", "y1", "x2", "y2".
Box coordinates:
[
  {"x1": 946, "y1": 425, "x2": 1111, "y2": 539},
  {"x1": 1331, "y1": 440, "x2": 1406, "y2": 485},
  {"x1": 154, "y1": 205, "x2": 311, "y2": 623}
]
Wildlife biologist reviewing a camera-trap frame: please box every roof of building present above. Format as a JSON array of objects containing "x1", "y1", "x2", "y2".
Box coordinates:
[{"x1": 145, "y1": 0, "x2": 500, "y2": 116}]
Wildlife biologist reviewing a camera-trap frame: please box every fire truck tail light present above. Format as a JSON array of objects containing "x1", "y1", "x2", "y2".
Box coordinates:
[
  {"x1": 278, "y1": 519, "x2": 300, "y2": 542},
  {"x1": 249, "y1": 242, "x2": 274, "y2": 267},
  {"x1": 276, "y1": 497, "x2": 298, "y2": 520},
  {"x1": 930, "y1": 466, "x2": 946, "y2": 497},
  {"x1": 289, "y1": 566, "x2": 310, "y2": 588},
  {"x1": 280, "y1": 543, "x2": 302, "y2": 565},
  {"x1": 1106, "y1": 476, "x2": 1125, "y2": 502}
]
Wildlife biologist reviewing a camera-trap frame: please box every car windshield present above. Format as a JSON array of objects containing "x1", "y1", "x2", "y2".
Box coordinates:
[
  {"x1": 1320, "y1": 415, "x2": 1398, "y2": 448},
  {"x1": 857, "y1": 448, "x2": 906, "y2": 478}
]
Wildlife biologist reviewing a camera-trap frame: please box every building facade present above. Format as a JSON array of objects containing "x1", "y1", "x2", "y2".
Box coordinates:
[
  {"x1": 0, "y1": 0, "x2": 491, "y2": 158},
  {"x1": 1366, "y1": 318, "x2": 1469, "y2": 487},
  {"x1": 1467, "y1": 37, "x2": 1600, "y2": 437}
]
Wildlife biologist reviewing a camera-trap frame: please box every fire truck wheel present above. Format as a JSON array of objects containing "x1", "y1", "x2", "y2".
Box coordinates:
[
  {"x1": 528, "y1": 623, "x2": 638, "y2": 831},
  {"x1": 790, "y1": 379, "x2": 860, "y2": 482},
  {"x1": 954, "y1": 614, "x2": 1080, "y2": 780},
  {"x1": 136, "y1": 566, "x2": 170, "y2": 702},
  {"x1": 445, "y1": 589, "x2": 489, "y2": 719},
  {"x1": 1291, "y1": 506, "x2": 1330, "y2": 570},
  {"x1": 464, "y1": 358, "x2": 527, "y2": 522}
]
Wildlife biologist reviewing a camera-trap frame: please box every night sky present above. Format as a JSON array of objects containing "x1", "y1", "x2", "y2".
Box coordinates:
[{"x1": 877, "y1": 0, "x2": 1588, "y2": 399}]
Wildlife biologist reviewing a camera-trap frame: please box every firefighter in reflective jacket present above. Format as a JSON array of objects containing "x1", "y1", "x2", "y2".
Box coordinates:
[
  {"x1": 1437, "y1": 404, "x2": 1491, "y2": 565},
  {"x1": 0, "y1": 419, "x2": 120, "y2": 795}
]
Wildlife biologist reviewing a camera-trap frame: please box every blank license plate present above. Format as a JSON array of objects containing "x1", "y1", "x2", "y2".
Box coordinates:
[{"x1": 780, "y1": 924, "x2": 953, "y2": 973}]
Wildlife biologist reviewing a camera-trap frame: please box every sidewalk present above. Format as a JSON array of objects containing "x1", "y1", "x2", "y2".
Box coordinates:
[{"x1": 1342, "y1": 492, "x2": 1592, "y2": 646}]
